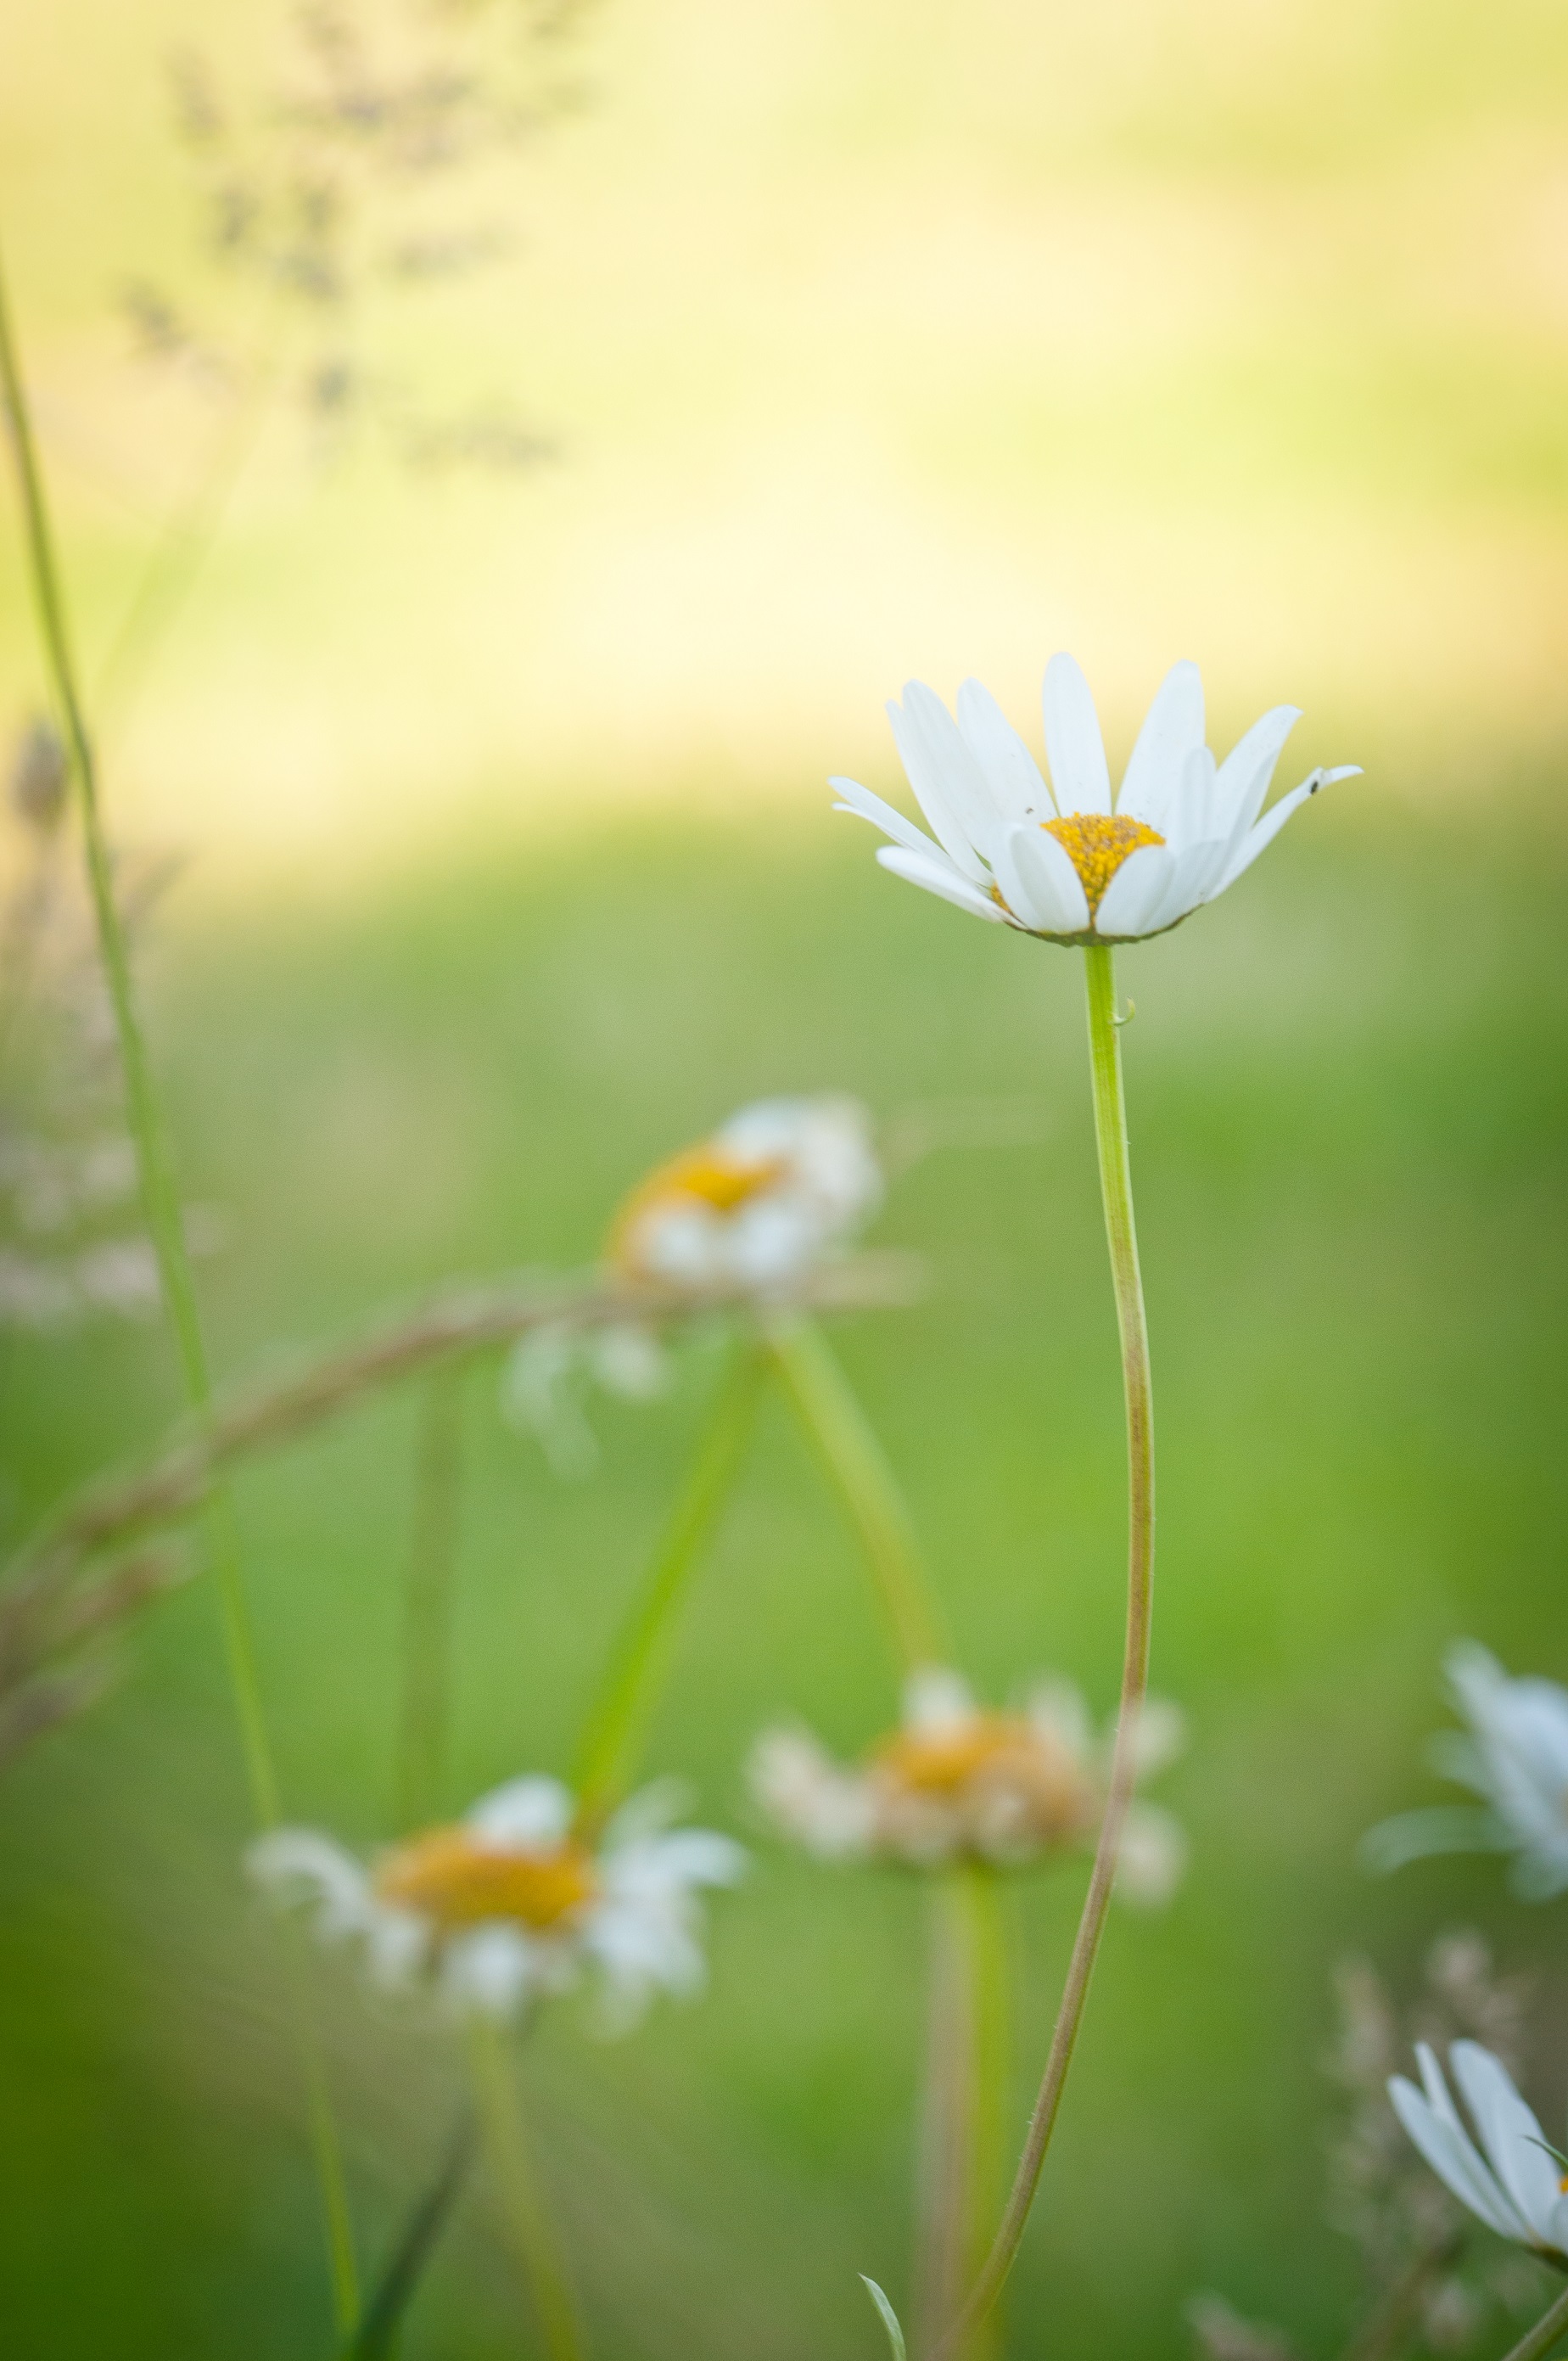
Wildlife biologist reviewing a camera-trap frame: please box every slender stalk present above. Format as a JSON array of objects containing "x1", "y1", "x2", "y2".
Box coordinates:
[
  {"x1": 916, "y1": 1868, "x2": 1008, "y2": 2361},
  {"x1": 0, "y1": 239, "x2": 360, "y2": 2330},
  {"x1": 343, "y1": 2110, "x2": 478, "y2": 2360},
  {"x1": 766, "y1": 1315, "x2": 946, "y2": 1672},
  {"x1": 1498, "y1": 2281, "x2": 1568, "y2": 2361},
  {"x1": 395, "y1": 1369, "x2": 469, "y2": 1831},
  {"x1": 467, "y1": 2018, "x2": 586, "y2": 2361},
  {"x1": 935, "y1": 944, "x2": 1155, "y2": 2353},
  {"x1": 573, "y1": 1338, "x2": 767, "y2": 1832}
]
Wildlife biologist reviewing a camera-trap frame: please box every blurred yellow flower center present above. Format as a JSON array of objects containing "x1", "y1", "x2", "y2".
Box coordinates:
[
  {"x1": 871, "y1": 1713, "x2": 1097, "y2": 1846},
  {"x1": 874, "y1": 1713, "x2": 1037, "y2": 1794},
  {"x1": 609, "y1": 1143, "x2": 787, "y2": 1265},
  {"x1": 374, "y1": 1829, "x2": 598, "y2": 1932},
  {"x1": 1043, "y1": 813, "x2": 1164, "y2": 912}
]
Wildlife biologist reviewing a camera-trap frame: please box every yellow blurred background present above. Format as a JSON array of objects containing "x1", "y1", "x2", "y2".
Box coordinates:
[{"x1": 3, "y1": 0, "x2": 1567, "y2": 889}]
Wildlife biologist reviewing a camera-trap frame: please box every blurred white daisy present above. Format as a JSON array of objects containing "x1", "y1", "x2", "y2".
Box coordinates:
[
  {"x1": 751, "y1": 1666, "x2": 1185, "y2": 1900},
  {"x1": 1361, "y1": 1642, "x2": 1568, "y2": 1900},
  {"x1": 608, "y1": 1096, "x2": 882, "y2": 1291},
  {"x1": 1389, "y1": 2039, "x2": 1568, "y2": 2262},
  {"x1": 833, "y1": 653, "x2": 1358, "y2": 943},
  {"x1": 249, "y1": 1775, "x2": 744, "y2": 2028},
  {"x1": 501, "y1": 1317, "x2": 672, "y2": 1477}
]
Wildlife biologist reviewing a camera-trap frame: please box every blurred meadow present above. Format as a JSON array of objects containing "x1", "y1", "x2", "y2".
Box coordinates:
[{"x1": 2, "y1": 0, "x2": 1568, "y2": 2356}]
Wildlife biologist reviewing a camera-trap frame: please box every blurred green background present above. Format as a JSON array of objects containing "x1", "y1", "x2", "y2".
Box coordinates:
[{"x1": 2, "y1": 0, "x2": 1567, "y2": 2355}]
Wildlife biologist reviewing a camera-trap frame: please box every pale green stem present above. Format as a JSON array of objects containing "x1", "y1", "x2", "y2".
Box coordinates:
[
  {"x1": 1499, "y1": 2280, "x2": 1568, "y2": 2361},
  {"x1": 467, "y1": 2017, "x2": 587, "y2": 2361},
  {"x1": 766, "y1": 1315, "x2": 946, "y2": 1673},
  {"x1": 0, "y1": 240, "x2": 359, "y2": 2332},
  {"x1": 916, "y1": 1868, "x2": 1008, "y2": 2361},
  {"x1": 573, "y1": 1337, "x2": 766, "y2": 1832},
  {"x1": 395, "y1": 1368, "x2": 468, "y2": 1832},
  {"x1": 935, "y1": 943, "x2": 1154, "y2": 2355}
]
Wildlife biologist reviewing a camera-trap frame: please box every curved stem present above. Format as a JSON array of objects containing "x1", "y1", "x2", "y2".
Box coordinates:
[
  {"x1": 0, "y1": 236, "x2": 360, "y2": 2330},
  {"x1": 573, "y1": 1337, "x2": 766, "y2": 1832},
  {"x1": 936, "y1": 943, "x2": 1154, "y2": 2352},
  {"x1": 468, "y1": 2019, "x2": 587, "y2": 2361},
  {"x1": 766, "y1": 1315, "x2": 947, "y2": 1672},
  {"x1": 1499, "y1": 2281, "x2": 1568, "y2": 2361}
]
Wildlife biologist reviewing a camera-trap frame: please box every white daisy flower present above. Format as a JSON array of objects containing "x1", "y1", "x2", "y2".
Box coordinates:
[
  {"x1": 249, "y1": 1774, "x2": 744, "y2": 2028},
  {"x1": 608, "y1": 1096, "x2": 882, "y2": 1291},
  {"x1": 751, "y1": 1665, "x2": 1185, "y2": 1900},
  {"x1": 1361, "y1": 1643, "x2": 1568, "y2": 1900},
  {"x1": 832, "y1": 653, "x2": 1359, "y2": 943},
  {"x1": 1388, "y1": 2039, "x2": 1568, "y2": 2261}
]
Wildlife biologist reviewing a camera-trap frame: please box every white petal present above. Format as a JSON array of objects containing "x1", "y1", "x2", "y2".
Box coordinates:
[
  {"x1": 1449, "y1": 2041, "x2": 1562, "y2": 2242},
  {"x1": 441, "y1": 1924, "x2": 546, "y2": 2020},
  {"x1": 1389, "y1": 2070, "x2": 1526, "y2": 2240},
  {"x1": 364, "y1": 1906, "x2": 430, "y2": 1990},
  {"x1": 831, "y1": 776, "x2": 941, "y2": 862},
  {"x1": 1041, "y1": 653, "x2": 1112, "y2": 815},
  {"x1": 955, "y1": 680, "x2": 1053, "y2": 821},
  {"x1": 1003, "y1": 825, "x2": 1091, "y2": 934},
  {"x1": 888, "y1": 687, "x2": 994, "y2": 883},
  {"x1": 1212, "y1": 705, "x2": 1301, "y2": 838},
  {"x1": 602, "y1": 1778, "x2": 690, "y2": 1850},
  {"x1": 1140, "y1": 838, "x2": 1231, "y2": 935},
  {"x1": 1163, "y1": 747, "x2": 1218, "y2": 852},
  {"x1": 467, "y1": 1775, "x2": 573, "y2": 1849},
  {"x1": 1027, "y1": 1679, "x2": 1093, "y2": 1759},
  {"x1": 904, "y1": 1666, "x2": 976, "y2": 1731},
  {"x1": 1210, "y1": 766, "x2": 1352, "y2": 897},
  {"x1": 1093, "y1": 844, "x2": 1175, "y2": 939},
  {"x1": 1117, "y1": 661, "x2": 1205, "y2": 832},
  {"x1": 248, "y1": 1830, "x2": 375, "y2": 1940},
  {"x1": 1114, "y1": 1803, "x2": 1187, "y2": 1907},
  {"x1": 1128, "y1": 1696, "x2": 1187, "y2": 1781},
  {"x1": 876, "y1": 844, "x2": 1008, "y2": 923}
]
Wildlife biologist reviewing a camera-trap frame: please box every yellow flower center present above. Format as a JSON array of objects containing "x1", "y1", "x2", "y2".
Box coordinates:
[
  {"x1": 1043, "y1": 813, "x2": 1164, "y2": 913},
  {"x1": 608, "y1": 1143, "x2": 787, "y2": 1270},
  {"x1": 871, "y1": 1713, "x2": 1095, "y2": 1846},
  {"x1": 374, "y1": 1828, "x2": 598, "y2": 1933},
  {"x1": 874, "y1": 1713, "x2": 1036, "y2": 1795}
]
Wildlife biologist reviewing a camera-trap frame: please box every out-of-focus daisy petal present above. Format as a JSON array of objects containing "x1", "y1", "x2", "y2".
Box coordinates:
[
  {"x1": 1115, "y1": 1803, "x2": 1187, "y2": 1907},
  {"x1": 904, "y1": 1666, "x2": 977, "y2": 1731},
  {"x1": 466, "y1": 1776, "x2": 573, "y2": 1850},
  {"x1": 1042, "y1": 653, "x2": 1112, "y2": 815},
  {"x1": 1449, "y1": 2040, "x2": 1563, "y2": 2242},
  {"x1": 440, "y1": 1924, "x2": 543, "y2": 2020},
  {"x1": 247, "y1": 1831, "x2": 375, "y2": 1939},
  {"x1": 1117, "y1": 661, "x2": 1205, "y2": 833},
  {"x1": 1389, "y1": 2070, "x2": 1526, "y2": 2240},
  {"x1": 876, "y1": 844, "x2": 1008, "y2": 923}
]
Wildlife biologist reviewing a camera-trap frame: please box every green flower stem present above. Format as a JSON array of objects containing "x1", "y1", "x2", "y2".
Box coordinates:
[
  {"x1": 1499, "y1": 2281, "x2": 1568, "y2": 2361},
  {"x1": 467, "y1": 2018, "x2": 587, "y2": 2361},
  {"x1": 937, "y1": 943, "x2": 1154, "y2": 2353},
  {"x1": 0, "y1": 240, "x2": 360, "y2": 2332},
  {"x1": 573, "y1": 1337, "x2": 767, "y2": 1833},
  {"x1": 395, "y1": 1368, "x2": 468, "y2": 1832},
  {"x1": 917, "y1": 1868, "x2": 1008, "y2": 2361},
  {"x1": 766, "y1": 1315, "x2": 946, "y2": 1673}
]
